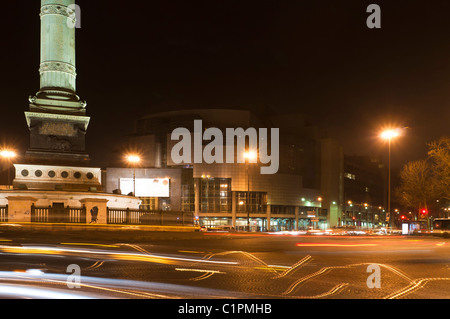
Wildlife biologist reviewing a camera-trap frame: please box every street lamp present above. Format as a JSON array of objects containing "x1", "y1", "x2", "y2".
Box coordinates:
[
  {"x1": 380, "y1": 128, "x2": 401, "y2": 229},
  {"x1": 126, "y1": 154, "x2": 141, "y2": 196},
  {"x1": 244, "y1": 150, "x2": 257, "y2": 232},
  {"x1": 0, "y1": 150, "x2": 17, "y2": 188}
]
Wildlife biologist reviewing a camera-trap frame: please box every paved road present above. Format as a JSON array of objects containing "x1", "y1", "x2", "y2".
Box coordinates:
[{"x1": 0, "y1": 226, "x2": 448, "y2": 299}]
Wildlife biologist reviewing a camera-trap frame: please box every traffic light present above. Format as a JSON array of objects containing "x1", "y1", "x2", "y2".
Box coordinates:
[
  {"x1": 401, "y1": 215, "x2": 406, "y2": 220},
  {"x1": 420, "y1": 208, "x2": 428, "y2": 215}
]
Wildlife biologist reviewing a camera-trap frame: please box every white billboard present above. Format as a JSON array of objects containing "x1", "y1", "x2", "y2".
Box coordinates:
[{"x1": 120, "y1": 178, "x2": 170, "y2": 197}]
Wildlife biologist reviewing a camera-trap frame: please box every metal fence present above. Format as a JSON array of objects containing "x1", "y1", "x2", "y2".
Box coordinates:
[
  {"x1": 31, "y1": 204, "x2": 86, "y2": 224},
  {"x1": 0, "y1": 206, "x2": 7, "y2": 222},
  {"x1": 107, "y1": 208, "x2": 194, "y2": 226}
]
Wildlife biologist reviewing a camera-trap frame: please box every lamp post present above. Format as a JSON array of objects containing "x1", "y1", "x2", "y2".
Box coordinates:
[
  {"x1": 0, "y1": 150, "x2": 17, "y2": 189},
  {"x1": 126, "y1": 154, "x2": 141, "y2": 196},
  {"x1": 380, "y1": 129, "x2": 400, "y2": 229},
  {"x1": 244, "y1": 150, "x2": 257, "y2": 232}
]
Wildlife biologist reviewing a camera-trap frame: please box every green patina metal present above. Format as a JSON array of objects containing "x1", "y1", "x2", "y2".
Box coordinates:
[{"x1": 25, "y1": 0, "x2": 91, "y2": 165}]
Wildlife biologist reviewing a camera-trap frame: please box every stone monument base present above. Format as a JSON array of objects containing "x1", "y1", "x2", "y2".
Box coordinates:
[{"x1": 0, "y1": 190, "x2": 141, "y2": 224}]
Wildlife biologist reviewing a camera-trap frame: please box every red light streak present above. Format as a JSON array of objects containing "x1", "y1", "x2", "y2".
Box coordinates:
[{"x1": 296, "y1": 243, "x2": 378, "y2": 247}]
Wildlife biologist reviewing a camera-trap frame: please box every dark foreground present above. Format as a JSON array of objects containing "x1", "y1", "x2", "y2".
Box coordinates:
[{"x1": 0, "y1": 224, "x2": 448, "y2": 300}]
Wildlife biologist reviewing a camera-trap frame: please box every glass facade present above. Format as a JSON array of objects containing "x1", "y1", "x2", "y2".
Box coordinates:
[
  {"x1": 199, "y1": 178, "x2": 232, "y2": 213},
  {"x1": 139, "y1": 197, "x2": 158, "y2": 210},
  {"x1": 236, "y1": 191, "x2": 267, "y2": 213},
  {"x1": 181, "y1": 184, "x2": 195, "y2": 212}
]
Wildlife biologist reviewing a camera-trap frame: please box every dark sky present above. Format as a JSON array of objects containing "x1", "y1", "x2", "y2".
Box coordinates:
[{"x1": 0, "y1": 0, "x2": 449, "y2": 169}]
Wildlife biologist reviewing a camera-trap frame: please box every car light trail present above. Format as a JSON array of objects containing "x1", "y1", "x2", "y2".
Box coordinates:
[
  {"x1": 0, "y1": 245, "x2": 238, "y2": 266},
  {"x1": 273, "y1": 255, "x2": 312, "y2": 279},
  {"x1": 385, "y1": 278, "x2": 450, "y2": 299},
  {"x1": 296, "y1": 243, "x2": 378, "y2": 247},
  {"x1": 60, "y1": 243, "x2": 120, "y2": 248},
  {"x1": 0, "y1": 283, "x2": 94, "y2": 299},
  {"x1": 282, "y1": 262, "x2": 413, "y2": 296},
  {"x1": 175, "y1": 268, "x2": 226, "y2": 281}
]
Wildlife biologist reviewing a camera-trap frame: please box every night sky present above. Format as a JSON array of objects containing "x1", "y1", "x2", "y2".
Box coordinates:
[{"x1": 0, "y1": 0, "x2": 449, "y2": 169}]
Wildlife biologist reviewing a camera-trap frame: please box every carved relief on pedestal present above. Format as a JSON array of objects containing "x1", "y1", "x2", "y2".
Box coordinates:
[
  {"x1": 39, "y1": 122, "x2": 77, "y2": 137},
  {"x1": 46, "y1": 136, "x2": 73, "y2": 152}
]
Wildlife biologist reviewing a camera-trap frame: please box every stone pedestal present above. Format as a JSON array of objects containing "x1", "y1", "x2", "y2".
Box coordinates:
[
  {"x1": 80, "y1": 198, "x2": 108, "y2": 224},
  {"x1": 6, "y1": 196, "x2": 37, "y2": 223}
]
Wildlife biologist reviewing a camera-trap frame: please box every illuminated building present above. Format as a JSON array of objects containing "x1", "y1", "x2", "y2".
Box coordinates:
[{"x1": 104, "y1": 109, "x2": 344, "y2": 231}]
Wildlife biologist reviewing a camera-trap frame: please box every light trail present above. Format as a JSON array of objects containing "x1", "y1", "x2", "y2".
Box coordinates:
[
  {"x1": 385, "y1": 278, "x2": 450, "y2": 299},
  {"x1": 0, "y1": 245, "x2": 238, "y2": 266},
  {"x1": 273, "y1": 255, "x2": 312, "y2": 279},
  {"x1": 296, "y1": 243, "x2": 378, "y2": 247},
  {"x1": 282, "y1": 262, "x2": 414, "y2": 296},
  {"x1": 203, "y1": 251, "x2": 277, "y2": 273}
]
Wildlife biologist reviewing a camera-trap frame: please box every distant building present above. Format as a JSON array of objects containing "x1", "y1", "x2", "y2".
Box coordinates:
[
  {"x1": 104, "y1": 109, "x2": 344, "y2": 231},
  {"x1": 341, "y1": 155, "x2": 387, "y2": 227}
]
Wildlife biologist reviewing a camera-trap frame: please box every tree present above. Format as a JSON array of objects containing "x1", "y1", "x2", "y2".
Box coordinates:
[
  {"x1": 427, "y1": 136, "x2": 450, "y2": 201},
  {"x1": 396, "y1": 159, "x2": 436, "y2": 214},
  {"x1": 396, "y1": 136, "x2": 450, "y2": 222}
]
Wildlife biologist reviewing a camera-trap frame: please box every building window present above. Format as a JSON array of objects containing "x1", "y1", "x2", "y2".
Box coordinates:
[
  {"x1": 140, "y1": 197, "x2": 158, "y2": 210},
  {"x1": 181, "y1": 184, "x2": 195, "y2": 212},
  {"x1": 199, "y1": 178, "x2": 232, "y2": 213},
  {"x1": 271, "y1": 205, "x2": 295, "y2": 215},
  {"x1": 344, "y1": 173, "x2": 356, "y2": 180},
  {"x1": 237, "y1": 192, "x2": 267, "y2": 213}
]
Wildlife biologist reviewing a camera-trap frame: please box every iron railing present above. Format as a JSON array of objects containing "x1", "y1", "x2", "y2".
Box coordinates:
[
  {"x1": 107, "y1": 208, "x2": 194, "y2": 226},
  {"x1": 0, "y1": 206, "x2": 7, "y2": 222},
  {"x1": 31, "y1": 204, "x2": 86, "y2": 224}
]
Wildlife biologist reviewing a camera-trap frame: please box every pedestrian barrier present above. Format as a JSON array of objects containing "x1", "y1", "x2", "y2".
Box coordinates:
[
  {"x1": 106, "y1": 208, "x2": 194, "y2": 226},
  {"x1": 31, "y1": 204, "x2": 86, "y2": 224},
  {"x1": 0, "y1": 206, "x2": 7, "y2": 222}
]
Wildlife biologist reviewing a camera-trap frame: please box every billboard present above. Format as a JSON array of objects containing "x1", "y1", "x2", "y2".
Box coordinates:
[{"x1": 120, "y1": 178, "x2": 170, "y2": 197}]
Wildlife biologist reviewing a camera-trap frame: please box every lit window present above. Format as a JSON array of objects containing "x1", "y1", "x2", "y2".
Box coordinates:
[{"x1": 344, "y1": 173, "x2": 356, "y2": 180}]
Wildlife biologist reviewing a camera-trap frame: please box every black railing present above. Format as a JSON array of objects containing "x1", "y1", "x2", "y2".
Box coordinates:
[
  {"x1": 31, "y1": 204, "x2": 86, "y2": 224},
  {"x1": 107, "y1": 208, "x2": 194, "y2": 226},
  {"x1": 0, "y1": 206, "x2": 7, "y2": 222}
]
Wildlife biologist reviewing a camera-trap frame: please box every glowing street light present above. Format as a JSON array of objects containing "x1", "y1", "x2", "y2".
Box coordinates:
[
  {"x1": 0, "y1": 150, "x2": 16, "y2": 159},
  {"x1": 0, "y1": 149, "x2": 17, "y2": 188},
  {"x1": 126, "y1": 155, "x2": 141, "y2": 164},
  {"x1": 380, "y1": 129, "x2": 400, "y2": 140},
  {"x1": 125, "y1": 154, "x2": 141, "y2": 196},
  {"x1": 380, "y1": 128, "x2": 402, "y2": 228},
  {"x1": 243, "y1": 151, "x2": 257, "y2": 162},
  {"x1": 243, "y1": 150, "x2": 257, "y2": 231}
]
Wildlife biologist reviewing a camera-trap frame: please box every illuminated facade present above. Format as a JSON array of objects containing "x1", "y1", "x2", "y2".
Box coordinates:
[{"x1": 105, "y1": 109, "x2": 344, "y2": 231}]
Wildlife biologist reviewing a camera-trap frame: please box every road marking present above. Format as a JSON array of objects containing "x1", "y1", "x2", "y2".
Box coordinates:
[
  {"x1": 273, "y1": 255, "x2": 312, "y2": 279},
  {"x1": 85, "y1": 261, "x2": 105, "y2": 270},
  {"x1": 60, "y1": 243, "x2": 119, "y2": 248},
  {"x1": 385, "y1": 278, "x2": 450, "y2": 299},
  {"x1": 175, "y1": 268, "x2": 225, "y2": 281},
  {"x1": 178, "y1": 250, "x2": 205, "y2": 254}
]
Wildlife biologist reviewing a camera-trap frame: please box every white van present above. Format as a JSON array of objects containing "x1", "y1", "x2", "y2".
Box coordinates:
[{"x1": 432, "y1": 218, "x2": 450, "y2": 238}]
